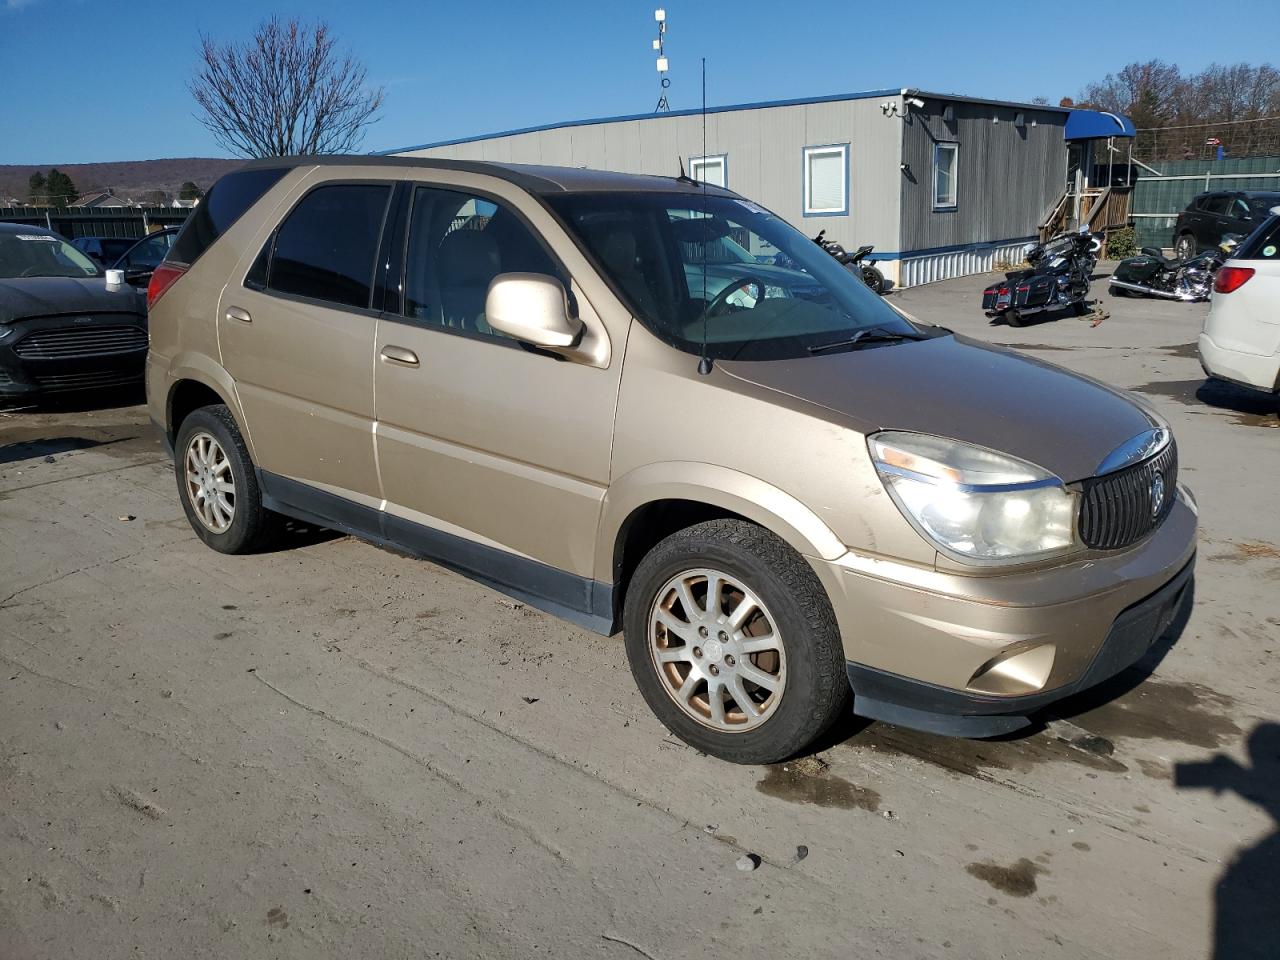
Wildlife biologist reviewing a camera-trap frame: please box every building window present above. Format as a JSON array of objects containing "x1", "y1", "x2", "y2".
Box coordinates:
[
  {"x1": 689, "y1": 154, "x2": 726, "y2": 187},
  {"x1": 933, "y1": 142, "x2": 958, "y2": 210},
  {"x1": 802, "y1": 144, "x2": 848, "y2": 216}
]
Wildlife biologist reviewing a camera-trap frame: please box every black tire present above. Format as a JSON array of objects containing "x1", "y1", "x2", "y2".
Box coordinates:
[
  {"x1": 1005, "y1": 309, "x2": 1024, "y2": 327},
  {"x1": 862, "y1": 265, "x2": 885, "y2": 295},
  {"x1": 1073, "y1": 298, "x2": 1091, "y2": 316},
  {"x1": 623, "y1": 519, "x2": 851, "y2": 764},
  {"x1": 174, "y1": 404, "x2": 278, "y2": 554},
  {"x1": 1175, "y1": 234, "x2": 1196, "y2": 262}
]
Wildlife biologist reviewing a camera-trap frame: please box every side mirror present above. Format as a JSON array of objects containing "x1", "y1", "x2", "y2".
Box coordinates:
[{"x1": 485, "y1": 273, "x2": 583, "y2": 349}]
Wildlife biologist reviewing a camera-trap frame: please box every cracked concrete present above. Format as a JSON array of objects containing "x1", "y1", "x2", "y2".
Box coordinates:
[{"x1": 1, "y1": 273, "x2": 1277, "y2": 959}]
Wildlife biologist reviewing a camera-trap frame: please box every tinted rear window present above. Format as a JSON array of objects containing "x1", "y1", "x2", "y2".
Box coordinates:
[
  {"x1": 267, "y1": 183, "x2": 391, "y2": 309},
  {"x1": 169, "y1": 167, "x2": 288, "y2": 266}
]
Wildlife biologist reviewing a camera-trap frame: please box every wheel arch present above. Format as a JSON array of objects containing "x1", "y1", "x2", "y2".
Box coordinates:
[
  {"x1": 598, "y1": 463, "x2": 848, "y2": 615},
  {"x1": 165, "y1": 358, "x2": 250, "y2": 453}
]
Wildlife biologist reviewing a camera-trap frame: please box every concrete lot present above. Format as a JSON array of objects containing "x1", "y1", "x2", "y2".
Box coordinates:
[{"x1": 2, "y1": 269, "x2": 1278, "y2": 959}]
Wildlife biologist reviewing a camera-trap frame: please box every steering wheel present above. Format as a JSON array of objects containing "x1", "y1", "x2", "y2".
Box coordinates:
[{"x1": 705, "y1": 275, "x2": 769, "y2": 317}]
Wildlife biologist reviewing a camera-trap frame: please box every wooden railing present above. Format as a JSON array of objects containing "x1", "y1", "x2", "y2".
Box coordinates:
[{"x1": 1038, "y1": 186, "x2": 1132, "y2": 243}]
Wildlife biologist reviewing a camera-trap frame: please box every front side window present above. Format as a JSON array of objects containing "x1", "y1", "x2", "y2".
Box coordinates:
[
  {"x1": 933, "y1": 142, "x2": 958, "y2": 210},
  {"x1": 547, "y1": 191, "x2": 923, "y2": 362},
  {"x1": 690, "y1": 155, "x2": 727, "y2": 188},
  {"x1": 401, "y1": 186, "x2": 562, "y2": 338},
  {"x1": 0, "y1": 231, "x2": 100, "y2": 279},
  {"x1": 267, "y1": 183, "x2": 391, "y2": 309},
  {"x1": 803, "y1": 144, "x2": 848, "y2": 216},
  {"x1": 120, "y1": 231, "x2": 174, "y2": 270}
]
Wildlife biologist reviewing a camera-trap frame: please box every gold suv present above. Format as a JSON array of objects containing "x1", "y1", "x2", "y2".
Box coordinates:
[{"x1": 147, "y1": 158, "x2": 1196, "y2": 763}]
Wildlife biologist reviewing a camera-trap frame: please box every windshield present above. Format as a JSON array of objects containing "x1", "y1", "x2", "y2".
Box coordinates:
[
  {"x1": 546, "y1": 192, "x2": 920, "y2": 360},
  {"x1": 0, "y1": 232, "x2": 101, "y2": 280}
]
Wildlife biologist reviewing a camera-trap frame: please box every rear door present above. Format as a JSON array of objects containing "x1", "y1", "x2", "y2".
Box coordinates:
[
  {"x1": 217, "y1": 176, "x2": 393, "y2": 507},
  {"x1": 1199, "y1": 194, "x2": 1232, "y2": 249}
]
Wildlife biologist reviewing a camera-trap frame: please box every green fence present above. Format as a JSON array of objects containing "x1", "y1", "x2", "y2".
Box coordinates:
[
  {"x1": 1130, "y1": 156, "x2": 1280, "y2": 249},
  {"x1": 0, "y1": 206, "x2": 191, "y2": 240}
]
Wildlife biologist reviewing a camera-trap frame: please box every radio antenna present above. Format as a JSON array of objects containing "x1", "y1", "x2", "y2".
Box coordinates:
[{"x1": 697, "y1": 56, "x2": 712, "y2": 376}]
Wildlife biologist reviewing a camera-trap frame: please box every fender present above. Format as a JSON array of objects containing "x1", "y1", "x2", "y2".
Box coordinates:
[
  {"x1": 162, "y1": 351, "x2": 255, "y2": 457},
  {"x1": 595, "y1": 461, "x2": 849, "y2": 581}
]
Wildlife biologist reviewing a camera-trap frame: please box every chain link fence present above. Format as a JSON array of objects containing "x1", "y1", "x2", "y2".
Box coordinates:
[{"x1": 1134, "y1": 116, "x2": 1280, "y2": 165}]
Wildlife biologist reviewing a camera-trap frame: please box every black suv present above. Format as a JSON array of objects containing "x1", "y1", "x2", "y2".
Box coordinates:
[{"x1": 1173, "y1": 191, "x2": 1280, "y2": 260}]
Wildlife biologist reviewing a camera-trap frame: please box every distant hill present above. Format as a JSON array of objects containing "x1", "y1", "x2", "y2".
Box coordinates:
[{"x1": 0, "y1": 158, "x2": 244, "y2": 204}]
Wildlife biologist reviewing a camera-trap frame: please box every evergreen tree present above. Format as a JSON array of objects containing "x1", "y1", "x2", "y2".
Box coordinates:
[{"x1": 27, "y1": 171, "x2": 47, "y2": 204}]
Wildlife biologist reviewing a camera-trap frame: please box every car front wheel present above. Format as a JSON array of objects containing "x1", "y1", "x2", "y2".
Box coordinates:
[{"x1": 623, "y1": 519, "x2": 850, "y2": 764}]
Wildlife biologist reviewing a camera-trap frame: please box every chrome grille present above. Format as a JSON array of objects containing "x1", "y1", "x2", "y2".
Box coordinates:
[
  {"x1": 14, "y1": 324, "x2": 147, "y2": 360},
  {"x1": 1079, "y1": 439, "x2": 1178, "y2": 550}
]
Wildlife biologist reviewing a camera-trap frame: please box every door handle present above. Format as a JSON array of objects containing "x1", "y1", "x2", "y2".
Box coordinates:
[
  {"x1": 225, "y1": 306, "x2": 252, "y2": 324},
  {"x1": 380, "y1": 345, "x2": 419, "y2": 367}
]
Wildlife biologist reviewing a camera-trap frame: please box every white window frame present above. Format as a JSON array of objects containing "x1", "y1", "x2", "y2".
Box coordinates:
[
  {"x1": 802, "y1": 144, "x2": 848, "y2": 217},
  {"x1": 933, "y1": 142, "x2": 959, "y2": 211},
  {"x1": 689, "y1": 154, "x2": 727, "y2": 188}
]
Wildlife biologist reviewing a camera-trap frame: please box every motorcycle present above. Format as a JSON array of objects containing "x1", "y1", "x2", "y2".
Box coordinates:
[
  {"x1": 981, "y1": 228, "x2": 1103, "y2": 327},
  {"x1": 1109, "y1": 234, "x2": 1242, "y2": 302},
  {"x1": 808, "y1": 229, "x2": 886, "y2": 294}
]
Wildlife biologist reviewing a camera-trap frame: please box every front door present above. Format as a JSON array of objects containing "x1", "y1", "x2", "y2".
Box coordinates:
[
  {"x1": 373, "y1": 182, "x2": 620, "y2": 580},
  {"x1": 218, "y1": 180, "x2": 393, "y2": 505}
]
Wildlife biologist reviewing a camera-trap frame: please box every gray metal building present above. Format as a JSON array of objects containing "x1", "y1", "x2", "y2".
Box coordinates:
[{"x1": 387, "y1": 89, "x2": 1088, "y2": 288}]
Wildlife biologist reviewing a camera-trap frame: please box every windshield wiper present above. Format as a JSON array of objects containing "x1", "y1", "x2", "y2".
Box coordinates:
[{"x1": 807, "y1": 326, "x2": 930, "y2": 354}]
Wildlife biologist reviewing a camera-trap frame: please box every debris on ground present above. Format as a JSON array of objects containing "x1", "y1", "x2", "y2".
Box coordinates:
[
  {"x1": 735, "y1": 854, "x2": 761, "y2": 872},
  {"x1": 117, "y1": 515, "x2": 135, "y2": 522}
]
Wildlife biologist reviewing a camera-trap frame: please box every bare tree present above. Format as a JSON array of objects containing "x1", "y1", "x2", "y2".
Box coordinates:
[{"x1": 190, "y1": 17, "x2": 386, "y2": 157}]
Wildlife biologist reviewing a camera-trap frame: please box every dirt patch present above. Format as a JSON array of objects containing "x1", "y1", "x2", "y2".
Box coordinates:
[
  {"x1": 1001, "y1": 342, "x2": 1075, "y2": 352},
  {"x1": 1072, "y1": 841, "x2": 1091, "y2": 852},
  {"x1": 966, "y1": 858, "x2": 1044, "y2": 897},
  {"x1": 1137, "y1": 758, "x2": 1170, "y2": 781},
  {"x1": 1160, "y1": 342, "x2": 1200, "y2": 359},
  {"x1": 1069, "y1": 678, "x2": 1240, "y2": 750},
  {"x1": 1210, "y1": 541, "x2": 1280, "y2": 563},
  {"x1": 756, "y1": 756, "x2": 880, "y2": 811}
]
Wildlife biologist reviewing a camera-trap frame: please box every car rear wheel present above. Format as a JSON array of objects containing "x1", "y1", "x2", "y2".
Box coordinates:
[
  {"x1": 623, "y1": 519, "x2": 850, "y2": 764},
  {"x1": 175, "y1": 405, "x2": 277, "y2": 554},
  {"x1": 1176, "y1": 234, "x2": 1196, "y2": 261}
]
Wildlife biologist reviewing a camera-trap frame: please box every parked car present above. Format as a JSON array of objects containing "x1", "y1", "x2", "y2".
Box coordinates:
[
  {"x1": 71, "y1": 235, "x2": 136, "y2": 266},
  {"x1": 0, "y1": 222, "x2": 148, "y2": 398},
  {"x1": 1198, "y1": 208, "x2": 1280, "y2": 394},
  {"x1": 110, "y1": 227, "x2": 178, "y2": 287},
  {"x1": 1173, "y1": 190, "x2": 1280, "y2": 261},
  {"x1": 147, "y1": 159, "x2": 1196, "y2": 763}
]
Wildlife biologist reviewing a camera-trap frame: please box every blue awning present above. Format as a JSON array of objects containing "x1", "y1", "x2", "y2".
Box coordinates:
[{"x1": 1065, "y1": 110, "x2": 1136, "y2": 140}]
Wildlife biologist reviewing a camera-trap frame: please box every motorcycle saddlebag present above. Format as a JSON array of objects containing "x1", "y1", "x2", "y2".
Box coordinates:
[
  {"x1": 982, "y1": 282, "x2": 1011, "y2": 312},
  {"x1": 1012, "y1": 274, "x2": 1055, "y2": 308},
  {"x1": 1114, "y1": 255, "x2": 1161, "y2": 285}
]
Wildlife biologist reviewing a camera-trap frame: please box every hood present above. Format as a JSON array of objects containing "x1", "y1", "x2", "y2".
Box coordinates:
[
  {"x1": 718, "y1": 333, "x2": 1159, "y2": 483},
  {"x1": 0, "y1": 276, "x2": 144, "y2": 324}
]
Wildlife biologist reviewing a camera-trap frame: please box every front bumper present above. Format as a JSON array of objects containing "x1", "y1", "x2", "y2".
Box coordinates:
[
  {"x1": 1198, "y1": 332, "x2": 1280, "y2": 394},
  {"x1": 810, "y1": 490, "x2": 1198, "y2": 737},
  {"x1": 0, "y1": 314, "x2": 148, "y2": 398},
  {"x1": 845, "y1": 557, "x2": 1193, "y2": 736}
]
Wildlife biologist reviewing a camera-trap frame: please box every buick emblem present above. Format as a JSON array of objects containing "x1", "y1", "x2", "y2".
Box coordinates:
[{"x1": 1150, "y1": 473, "x2": 1166, "y2": 517}]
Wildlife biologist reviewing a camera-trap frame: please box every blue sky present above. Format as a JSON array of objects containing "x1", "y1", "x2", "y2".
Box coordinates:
[{"x1": 2, "y1": 0, "x2": 1277, "y2": 164}]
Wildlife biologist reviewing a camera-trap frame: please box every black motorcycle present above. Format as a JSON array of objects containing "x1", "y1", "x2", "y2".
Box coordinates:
[
  {"x1": 981, "y1": 229, "x2": 1102, "y2": 327},
  {"x1": 1109, "y1": 235, "x2": 1242, "y2": 302},
  {"x1": 808, "y1": 229, "x2": 886, "y2": 294}
]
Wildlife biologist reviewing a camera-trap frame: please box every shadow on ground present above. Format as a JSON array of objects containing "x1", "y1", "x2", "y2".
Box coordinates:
[{"x1": 1176, "y1": 722, "x2": 1280, "y2": 960}]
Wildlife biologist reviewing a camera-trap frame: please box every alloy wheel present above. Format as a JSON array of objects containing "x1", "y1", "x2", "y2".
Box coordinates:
[
  {"x1": 648, "y1": 568, "x2": 786, "y2": 732},
  {"x1": 184, "y1": 431, "x2": 235, "y2": 533}
]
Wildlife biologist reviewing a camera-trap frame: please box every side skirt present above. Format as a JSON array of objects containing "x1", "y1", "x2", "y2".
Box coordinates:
[{"x1": 258, "y1": 471, "x2": 617, "y2": 636}]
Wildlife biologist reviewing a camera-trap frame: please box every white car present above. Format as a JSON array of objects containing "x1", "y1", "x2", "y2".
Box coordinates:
[{"x1": 1199, "y1": 211, "x2": 1280, "y2": 393}]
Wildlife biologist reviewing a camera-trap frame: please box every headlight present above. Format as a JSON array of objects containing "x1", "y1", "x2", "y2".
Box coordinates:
[{"x1": 869, "y1": 431, "x2": 1077, "y2": 563}]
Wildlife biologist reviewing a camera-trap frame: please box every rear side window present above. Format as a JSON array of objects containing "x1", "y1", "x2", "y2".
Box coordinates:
[
  {"x1": 1203, "y1": 195, "x2": 1232, "y2": 216},
  {"x1": 268, "y1": 183, "x2": 391, "y2": 310},
  {"x1": 169, "y1": 167, "x2": 288, "y2": 266},
  {"x1": 1236, "y1": 218, "x2": 1280, "y2": 261}
]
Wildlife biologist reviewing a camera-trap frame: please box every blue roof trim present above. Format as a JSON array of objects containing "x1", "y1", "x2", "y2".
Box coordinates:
[
  {"x1": 376, "y1": 88, "x2": 906, "y2": 155},
  {"x1": 1064, "y1": 110, "x2": 1136, "y2": 141}
]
